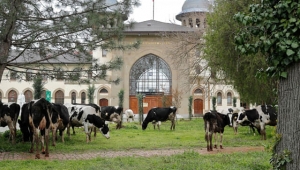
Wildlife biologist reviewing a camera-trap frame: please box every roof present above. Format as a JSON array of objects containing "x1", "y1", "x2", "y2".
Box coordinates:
[
  {"x1": 124, "y1": 20, "x2": 196, "y2": 34},
  {"x1": 8, "y1": 50, "x2": 92, "y2": 64}
]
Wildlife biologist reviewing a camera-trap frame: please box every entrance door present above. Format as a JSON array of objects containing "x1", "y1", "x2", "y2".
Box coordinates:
[
  {"x1": 194, "y1": 99, "x2": 203, "y2": 116},
  {"x1": 99, "y1": 98, "x2": 108, "y2": 106}
]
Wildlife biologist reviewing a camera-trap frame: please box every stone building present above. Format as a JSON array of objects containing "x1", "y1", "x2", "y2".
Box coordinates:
[{"x1": 0, "y1": 0, "x2": 242, "y2": 117}]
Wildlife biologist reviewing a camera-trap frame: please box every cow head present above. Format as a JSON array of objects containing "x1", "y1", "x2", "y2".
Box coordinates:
[
  {"x1": 99, "y1": 123, "x2": 110, "y2": 139},
  {"x1": 236, "y1": 112, "x2": 247, "y2": 125},
  {"x1": 142, "y1": 121, "x2": 148, "y2": 130}
]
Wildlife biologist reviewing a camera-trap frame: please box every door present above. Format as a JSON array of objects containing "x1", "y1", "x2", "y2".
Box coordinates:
[
  {"x1": 194, "y1": 99, "x2": 203, "y2": 116},
  {"x1": 99, "y1": 98, "x2": 108, "y2": 106}
]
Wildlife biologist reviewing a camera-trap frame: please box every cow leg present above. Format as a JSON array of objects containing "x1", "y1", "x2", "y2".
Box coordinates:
[
  {"x1": 209, "y1": 133, "x2": 213, "y2": 151},
  {"x1": 34, "y1": 129, "x2": 40, "y2": 159},
  {"x1": 72, "y1": 126, "x2": 76, "y2": 135},
  {"x1": 205, "y1": 132, "x2": 210, "y2": 151},
  {"x1": 220, "y1": 133, "x2": 223, "y2": 149},
  {"x1": 52, "y1": 128, "x2": 56, "y2": 146},
  {"x1": 93, "y1": 127, "x2": 97, "y2": 137},
  {"x1": 7, "y1": 122, "x2": 16, "y2": 144},
  {"x1": 214, "y1": 133, "x2": 218, "y2": 149},
  {"x1": 44, "y1": 129, "x2": 49, "y2": 157}
]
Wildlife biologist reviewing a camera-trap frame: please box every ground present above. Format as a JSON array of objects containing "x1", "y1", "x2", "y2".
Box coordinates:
[{"x1": 0, "y1": 146, "x2": 264, "y2": 160}]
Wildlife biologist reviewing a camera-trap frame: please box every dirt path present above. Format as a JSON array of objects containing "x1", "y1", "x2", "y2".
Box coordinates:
[{"x1": 0, "y1": 146, "x2": 265, "y2": 160}]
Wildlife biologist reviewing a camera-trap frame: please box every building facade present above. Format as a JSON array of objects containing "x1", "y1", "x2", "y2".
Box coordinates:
[{"x1": 0, "y1": 0, "x2": 242, "y2": 116}]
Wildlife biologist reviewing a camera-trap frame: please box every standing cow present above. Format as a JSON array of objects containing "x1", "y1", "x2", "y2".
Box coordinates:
[
  {"x1": 142, "y1": 106, "x2": 177, "y2": 130},
  {"x1": 124, "y1": 109, "x2": 135, "y2": 122},
  {"x1": 203, "y1": 110, "x2": 230, "y2": 151},
  {"x1": 237, "y1": 105, "x2": 277, "y2": 140},
  {"x1": 69, "y1": 106, "x2": 110, "y2": 143},
  {"x1": 100, "y1": 106, "x2": 123, "y2": 129},
  {"x1": 0, "y1": 102, "x2": 20, "y2": 144}
]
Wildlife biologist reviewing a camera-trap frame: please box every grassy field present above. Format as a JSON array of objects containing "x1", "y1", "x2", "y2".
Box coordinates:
[{"x1": 0, "y1": 118, "x2": 275, "y2": 170}]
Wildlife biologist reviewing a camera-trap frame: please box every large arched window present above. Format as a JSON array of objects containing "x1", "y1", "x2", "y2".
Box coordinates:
[
  {"x1": 129, "y1": 54, "x2": 172, "y2": 95},
  {"x1": 24, "y1": 90, "x2": 33, "y2": 102},
  {"x1": 71, "y1": 92, "x2": 76, "y2": 104},
  {"x1": 217, "y1": 92, "x2": 222, "y2": 105},
  {"x1": 100, "y1": 88, "x2": 108, "y2": 94},
  {"x1": 227, "y1": 92, "x2": 232, "y2": 106},
  {"x1": 55, "y1": 90, "x2": 64, "y2": 104},
  {"x1": 8, "y1": 90, "x2": 17, "y2": 102},
  {"x1": 194, "y1": 88, "x2": 203, "y2": 95}
]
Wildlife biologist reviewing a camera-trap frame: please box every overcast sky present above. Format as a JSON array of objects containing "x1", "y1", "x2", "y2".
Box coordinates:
[{"x1": 128, "y1": 0, "x2": 186, "y2": 24}]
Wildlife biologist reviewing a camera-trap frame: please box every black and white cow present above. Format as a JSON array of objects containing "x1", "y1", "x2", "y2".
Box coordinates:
[
  {"x1": 237, "y1": 105, "x2": 277, "y2": 140},
  {"x1": 18, "y1": 98, "x2": 54, "y2": 159},
  {"x1": 142, "y1": 107, "x2": 177, "y2": 130},
  {"x1": 100, "y1": 106, "x2": 123, "y2": 129},
  {"x1": 203, "y1": 110, "x2": 231, "y2": 151},
  {"x1": 50, "y1": 103, "x2": 70, "y2": 146},
  {"x1": 69, "y1": 105, "x2": 110, "y2": 143},
  {"x1": 124, "y1": 109, "x2": 135, "y2": 122},
  {"x1": 0, "y1": 102, "x2": 20, "y2": 144}
]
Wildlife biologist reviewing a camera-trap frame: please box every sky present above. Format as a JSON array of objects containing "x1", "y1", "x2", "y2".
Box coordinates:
[{"x1": 128, "y1": 0, "x2": 186, "y2": 24}]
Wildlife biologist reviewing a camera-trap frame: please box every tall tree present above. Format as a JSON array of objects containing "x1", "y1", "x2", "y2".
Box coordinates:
[
  {"x1": 234, "y1": 0, "x2": 300, "y2": 169},
  {"x1": 203, "y1": 0, "x2": 278, "y2": 104},
  {"x1": 0, "y1": 0, "x2": 140, "y2": 83}
]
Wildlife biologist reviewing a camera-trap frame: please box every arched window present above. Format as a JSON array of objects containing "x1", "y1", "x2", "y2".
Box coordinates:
[
  {"x1": 189, "y1": 18, "x2": 193, "y2": 27},
  {"x1": 81, "y1": 92, "x2": 86, "y2": 104},
  {"x1": 227, "y1": 92, "x2": 232, "y2": 106},
  {"x1": 196, "y1": 18, "x2": 200, "y2": 27},
  {"x1": 71, "y1": 92, "x2": 76, "y2": 104},
  {"x1": 217, "y1": 92, "x2": 222, "y2": 105},
  {"x1": 194, "y1": 89, "x2": 203, "y2": 94},
  {"x1": 8, "y1": 90, "x2": 17, "y2": 102},
  {"x1": 24, "y1": 90, "x2": 33, "y2": 102},
  {"x1": 55, "y1": 90, "x2": 64, "y2": 104},
  {"x1": 100, "y1": 88, "x2": 108, "y2": 94},
  {"x1": 129, "y1": 54, "x2": 172, "y2": 95}
]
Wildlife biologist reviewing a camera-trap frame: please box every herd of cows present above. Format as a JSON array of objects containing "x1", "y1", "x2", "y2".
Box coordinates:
[{"x1": 0, "y1": 98, "x2": 277, "y2": 159}]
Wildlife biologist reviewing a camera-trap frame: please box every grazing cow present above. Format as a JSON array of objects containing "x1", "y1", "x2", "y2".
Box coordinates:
[
  {"x1": 69, "y1": 106, "x2": 110, "y2": 143},
  {"x1": 237, "y1": 105, "x2": 277, "y2": 140},
  {"x1": 142, "y1": 106, "x2": 177, "y2": 130},
  {"x1": 124, "y1": 109, "x2": 135, "y2": 122},
  {"x1": 50, "y1": 103, "x2": 70, "y2": 146},
  {"x1": 203, "y1": 110, "x2": 230, "y2": 151},
  {"x1": 18, "y1": 98, "x2": 54, "y2": 159},
  {"x1": 100, "y1": 106, "x2": 123, "y2": 129},
  {"x1": 0, "y1": 102, "x2": 20, "y2": 144}
]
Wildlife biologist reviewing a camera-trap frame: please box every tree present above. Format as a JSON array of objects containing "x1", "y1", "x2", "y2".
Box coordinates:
[
  {"x1": 32, "y1": 74, "x2": 44, "y2": 99},
  {"x1": 87, "y1": 84, "x2": 96, "y2": 104},
  {"x1": 233, "y1": 1, "x2": 300, "y2": 169},
  {"x1": 203, "y1": 0, "x2": 278, "y2": 104},
  {"x1": 0, "y1": 0, "x2": 140, "y2": 83}
]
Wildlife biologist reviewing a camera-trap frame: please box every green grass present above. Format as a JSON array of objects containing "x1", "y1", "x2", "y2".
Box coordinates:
[{"x1": 0, "y1": 119, "x2": 275, "y2": 169}]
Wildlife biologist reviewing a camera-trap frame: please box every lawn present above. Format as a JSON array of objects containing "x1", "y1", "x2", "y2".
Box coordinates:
[{"x1": 0, "y1": 118, "x2": 275, "y2": 170}]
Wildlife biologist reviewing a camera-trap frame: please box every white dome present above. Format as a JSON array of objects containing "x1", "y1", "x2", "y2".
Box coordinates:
[{"x1": 181, "y1": 0, "x2": 210, "y2": 13}]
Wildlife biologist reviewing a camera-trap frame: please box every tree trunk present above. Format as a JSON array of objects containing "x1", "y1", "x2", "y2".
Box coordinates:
[{"x1": 276, "y1": 61, "x2": 300, "y2": 169}]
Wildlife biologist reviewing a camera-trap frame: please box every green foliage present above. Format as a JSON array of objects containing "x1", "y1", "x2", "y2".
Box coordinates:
[
  {"x1": 188, "y1": 96, "x2": 193, "y2": 120},
  {"x1": 212, "y1": 96, "x2": 216, "y2": 111},
  {"x1": 204, "y1": 0, "x2": 278, "y2": 104},
  {"x1": 87, "y1": 84, "x2": 96, "y2": 104},
  {"x1": 32, "y1": 74, "x2": 44, "y2": 99},
  {"x1": 234, "y1": 0, "x2": 300, "y2": 79},
  {"x1": 270, "y1": 150, "x2": 292, "y2": 170},
  {"x1": 118, "y1": 89, "x2": 124, "y2": 108}
]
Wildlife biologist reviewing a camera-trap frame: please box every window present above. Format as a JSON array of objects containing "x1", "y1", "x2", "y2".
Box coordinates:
[
  {"x1": 55, "y1": 68, "x2": 64, "y2": 80},
  {"x1": 102, "y1": 49, "x2": 107, "y2": 57},
  {"x1": 196, "y1": 18, "x2": 200, "y2": 28},
  {"x1": 8, "y1": 90, "x2": 17, "y2": 102},
  {"x1": 217, "y1": 92, "x2": 222, "y2": 105},
  {"x1": 24, "y1": 90, "x2": 33, "y2": 102},
  {"x1": 71, "y1": 92, "x2": 76, "y2": 104},
  {"x1": 100, "y1": 88, "x2": 108, "y2": 94},
  {"x1": 10, "y1": 71, "x2": 17, "y2": 81},
  {"x1": 227, "y1": 92, "x2": 232, "y2": 106},
  {"x1": 55, "y1": 90, "x2": 64, "y2": 104},
  {"x1": 194, "y1": 89, "x2": 203, "y2": 94},
  {"x1": 189, "y1": 18, "x2": 193, "y2": 27},
  {"x1": 81, "y1": 92, "x2": 86, "y2": 104}
]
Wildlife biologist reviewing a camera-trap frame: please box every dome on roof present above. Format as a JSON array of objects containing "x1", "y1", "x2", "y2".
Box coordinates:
[{"x1": 181, "y1": 0, "x2": 210, "y2": 13}]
